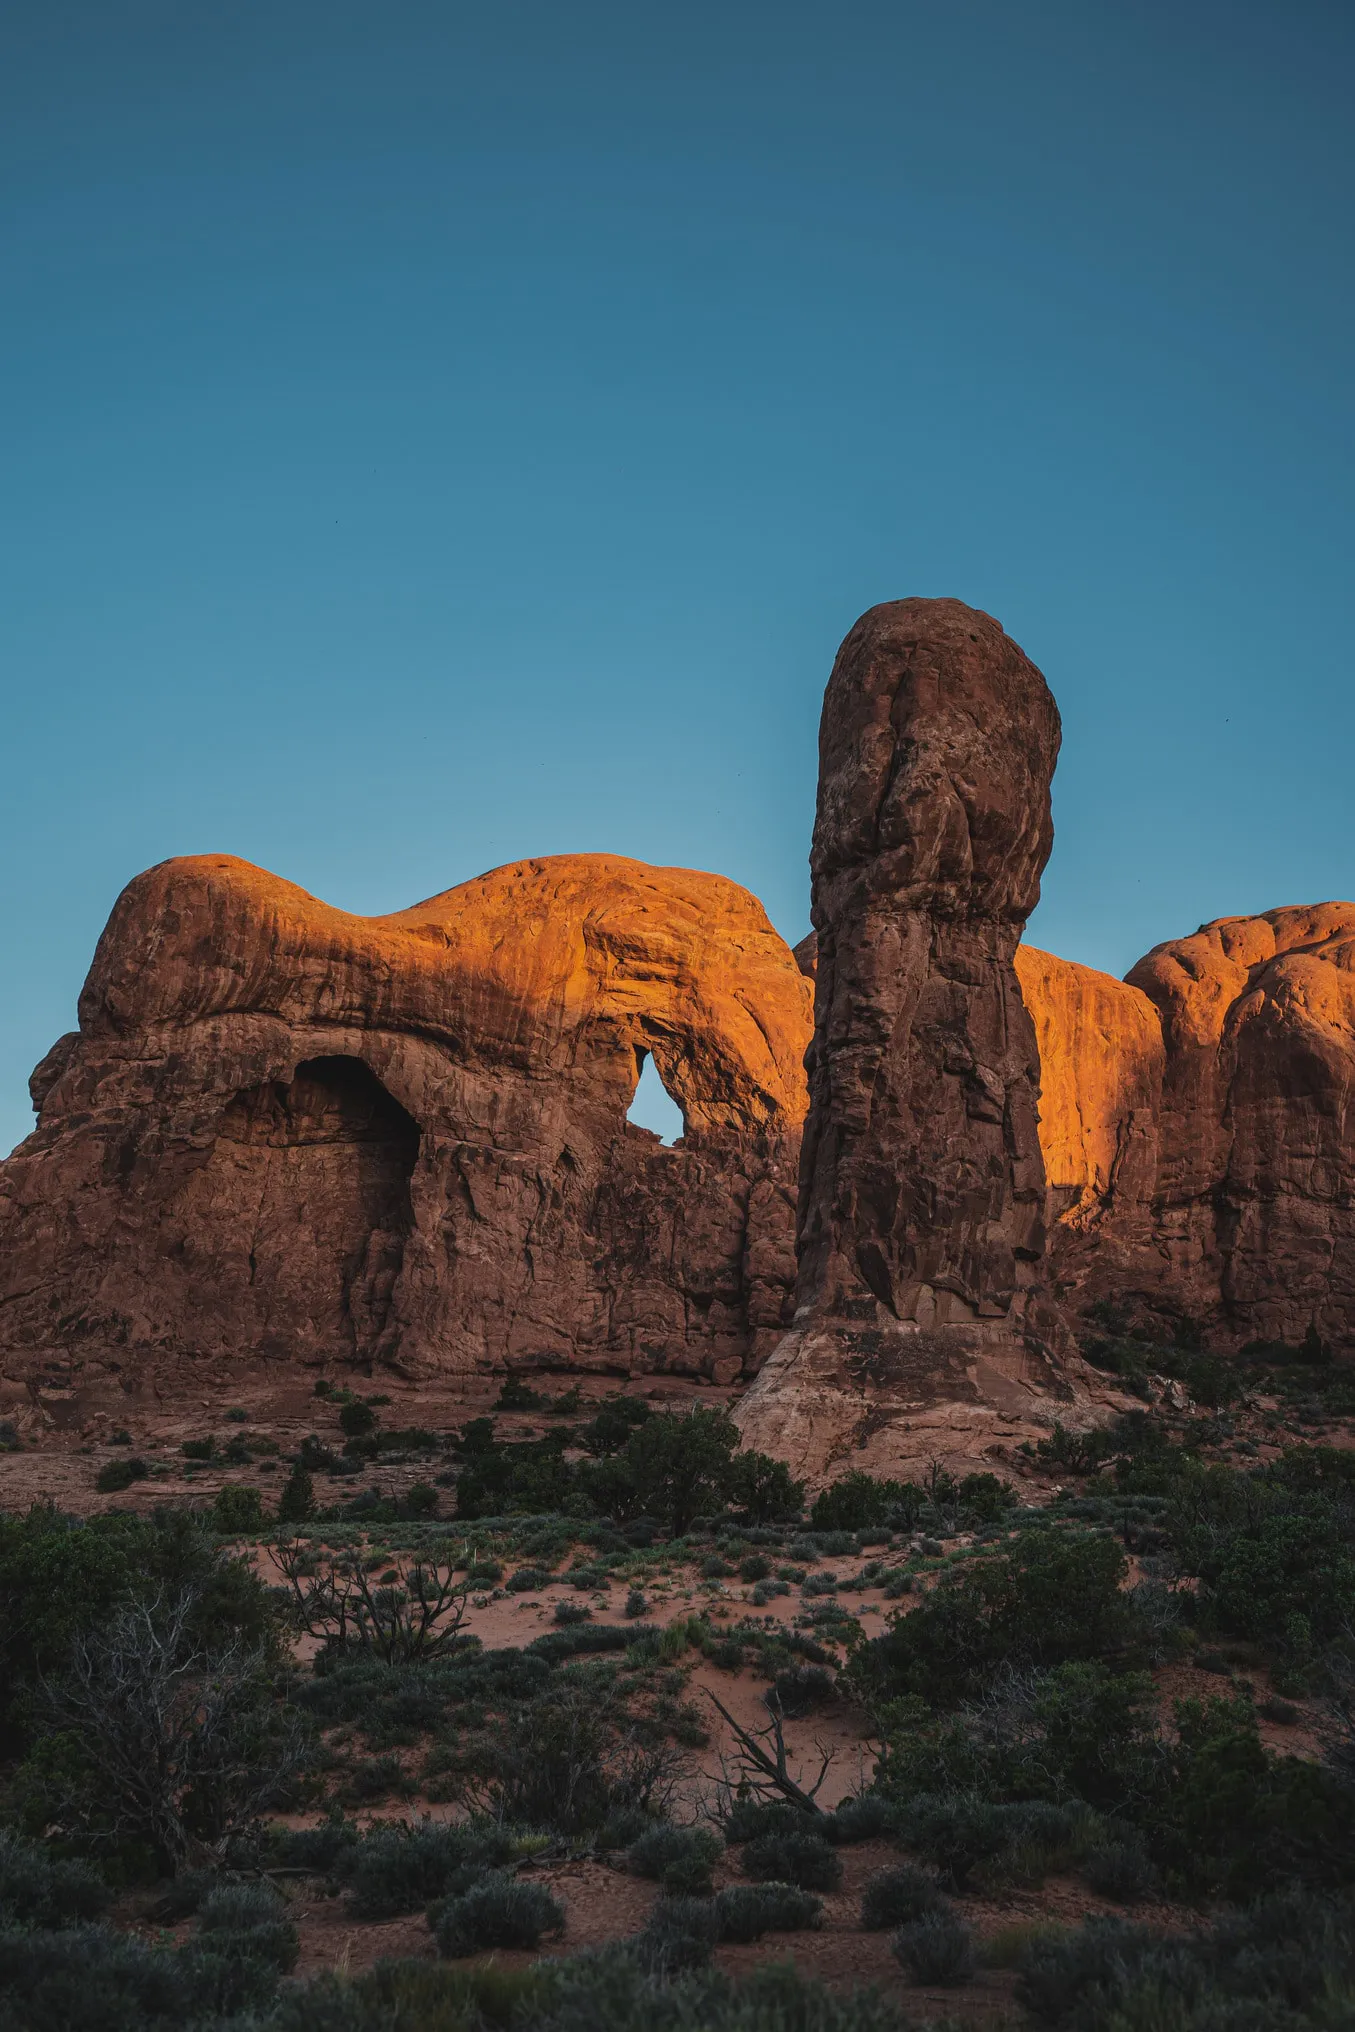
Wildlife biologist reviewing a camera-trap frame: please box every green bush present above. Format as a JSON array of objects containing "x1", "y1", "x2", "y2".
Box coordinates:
[
  {"x1": 342, "y1": 1819, "x2": 522, "y2": 1920},
  {"x1": 721, "y1": 1798, "x2": 810, "y2": 1844},
  {"x1": 712, "y1": 1881, "x2": 823, "y2": 1941},
  {"x1": 727, "y1": 1449, "x2": 806, "y2": 1524},
  {"x1": 506, "y1": 1565, "x2": 550, "y2": 1592},
  {"x1": 773, "y1": 1663, "x2": 835, "y2": 1715},
  {"x1": 95, "y1": 1458, "x2": 148, "y2": 1493},
  {"x1": 428, "y1": 1871, "x2": 564, "y2": 1957},
  {"x1": 741, "y1": 1828, "x2": 842, "y2": 1891},
  {"x1": 850, "y1": 1529, "x2": 1139, "y2": 1710},
  {"x1": 811, "y1": 1471, "x2": 921, "y2": 1532},
  {"x1": 0, "y1": 1917, "x2": 285, "y2": 2031},
  {"x1": 211, "y1": 1483, "x2": 265, "y2": 1532},
  {"x1": 339, "y1": 1401, "x2": 377, "y2": 1438},
  {"x1": 860, "y1": 1862, "x2": 947, "y2": 1930},
  {"x1": 195, "y1": 1881, "x2": 299, "y2": 1974},
  {"x1": 892, "y1": 1795, "x2": 1092, "y2": 1891},
  {"x1": 261, "y1": 1946, "x2": 926, "y2": 2031},
  {"x1": 277, "y1": 1466, "x2": 315, "y2": 1523},
  {"x1": 822, "y1": 1793, "x2": 898, "y2": 1844},
  {"x1": 0, "y1": 1832, "x2": 108, "y2": 1928},
  {"x1": 1081, "y1": 1841, "x2": 1159, "y2": 1903},
  {"x1": 627, "y1": 1823, "x2": 723, "y2": 1895},
  {"x1": 638, "y1": 1893, "x2": 721, "y2": 1972},
  {"x1": 891, "y1": 1910, "x2": 977, "y2": 1985}
]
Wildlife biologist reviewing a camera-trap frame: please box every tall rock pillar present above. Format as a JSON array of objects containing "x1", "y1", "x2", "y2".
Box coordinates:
[{"x1": 737, "y1": 598, "x2": 1072, "y2": 1479}]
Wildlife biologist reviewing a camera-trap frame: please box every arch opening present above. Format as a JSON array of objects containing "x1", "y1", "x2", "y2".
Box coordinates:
[
  {"x1": 168, "y1": 1054, "x2": 420, "y2": 1365},
  {"x1": 626, "y1": 1050, "x2": 685, "y2": 1147}
]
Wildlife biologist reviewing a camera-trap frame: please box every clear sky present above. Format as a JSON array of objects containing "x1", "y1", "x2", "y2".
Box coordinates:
[{"x1": 2, "y1": 1, "x2": 1352, "y2": 1154}]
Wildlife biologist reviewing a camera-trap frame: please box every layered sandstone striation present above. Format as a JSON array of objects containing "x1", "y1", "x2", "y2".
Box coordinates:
[
  {"x1": 737, "y1": 599, "x2": 1073, "y2": 1477},
  {"x1": 0, "y1": 853, "x2": 812, "y2": 1387}
]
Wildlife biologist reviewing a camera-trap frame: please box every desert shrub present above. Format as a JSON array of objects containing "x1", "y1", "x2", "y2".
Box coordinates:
[
  {"x1": 338, "y1": 1401, "x2": 377, "y2": 1438},
  {"x1": 554, "y1": 1601, "x2": 591, "y2": 1625},
  {"x1": 955, "y1": 1472, "x2": 1017, "y2": 1524},
  {"x1": 721, "y1": 1798, "x2": 810, "y2": 1844},
  {"x1": 487, "y1": 1666, "x2": 680, "y2": 1835},
  {"x1": 1081, "y1": 1841, "x2": 1159, "y2": 1903},
  {"x1": 610, "y1": 1408, "x2": 740, "y2": 1535},
  {"x1": 822, "y1": 1793, "x2": 898, "y2": 1844},
  {"x1": 727, "y1": 1449, "x2": 806, "y2": 1524},
  {"x1": 893, "y1": 1794, "x2": 1093, "y2": 1891},
  {"x1": 811, "y1": 1471, "x2": 920, "y2": 1532},
  {"x1": 1174, "y1": 1466, "x2": 1355, "y2": 1667},
  {"x1": 21, "y1": 1566, "x2": 302, "y2": 1876},
  {"x1": 0, "y1": 1924, "x2": 188, "y2": 2031},
  {"x1": 860, "y1": 1862, "x2": 947, "y2": 1930},
  {"x1": 526, "y1": 1623, "x2": 644, "y2": 1662},
  {"x1": 278, "y1": 1543, "x2": 470, "y2": 1666},
  {"x1": 1015, "y1": 1915, "x2": 1181, "y2": 2027},
  {"x1": 95, "y1": 1458, "x2": 147, "y2": 1493},
  {"x1": 712, "y1": 1881, "x2": 823, "y2": 1941},
  {"x1": 773, "y1": 1664, "x2": 835, "y2": 1715},
  {"x1": 291, "y1": 1659, "x2": 455, "y2": 1744},
  {"x1": 638, "y1": 1893, "x2": 721, "y2": 1972},
  {"x1": 428, "y1": 1871, "x2": 564, "y2": 1957},
  {"x1": 260, "y1": 1947, "x2": 924, "y2": 2031},
  {"x1": 625, "y1": 1587, "x2": 649, "y2": 1618},
  {"x1": 342, "y1": 1819, "x2": 522, "y2": 1919},
  {"x1": 0, "y1": 1832, "x2": 108, "y2": 1927},
  {"x1": 181, "y1": 1437, "x2": 215, "y2": 1462},
  {"x1": 578, "y1": 1395, "x2": 652, "y2": 1455},
  {"x1": 741, "y1": 1828, "x2": 842, "y2": 1891},
  {"x1": 211, "y1": 1484, "x2": 265, "y2": 1532},
  {"x1": 892, "y1": 1910, "x2": 977, "y2": 1985},
  {"x1": 268, "y1": 1812, "x2": 360, "y2": 1875},
  {"x1": 276, "y1": 1466, "x2": 315, "y2": 1523},
  {"x1": 1148, "y1": 1691, "x2": 1355, "y2": 1898},
  {"x1": 627, "y1": 1823, "x2": 723, "y2": 1895},
  {"x1": 850, "y1": 1529, "x2": 1139, "y2": 1710},
  {"x1": 506, "y1": 1565, "x2": 550, "y2": 1592},
  {"x1": 195, "y1": 1881, "x2": 299, "y2": 1974},
  {"x1": 801, "y1": 1570, "x2": 839, "y2": 1596},
  {"x1": 0, "y1": 1508, "x2": 274, "y2": 1755},
  {"x1": 456, "y1": 1434, "x2": 576, "y2": 1519},
  {"x1": 739, "y1": 1554, "x2": 772, "y2": 1583}
]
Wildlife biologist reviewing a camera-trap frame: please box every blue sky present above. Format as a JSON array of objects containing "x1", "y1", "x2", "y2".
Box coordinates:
[{"x1": 2, "y1": 1, "x2": 1352, "y2": 1152}]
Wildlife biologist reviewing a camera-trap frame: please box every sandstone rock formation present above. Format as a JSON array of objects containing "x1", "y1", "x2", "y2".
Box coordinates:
[
  {"x1": 737, "y1": 599, "x2": 1073, "y2": 1478},
  {"x1": 1013, "y1": 945, "x2": 1164, "y2": 1239},
  {"x1": 0, "y1": 853, "x2": 812, "y2": 1388},
  {"x1": 1034, "y1": 905, "x2": 1355, "y2": 1352}
]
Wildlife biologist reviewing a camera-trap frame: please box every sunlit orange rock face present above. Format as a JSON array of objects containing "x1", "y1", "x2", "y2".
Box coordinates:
[
  {"x1": 0, "y1": 853, "x2": 812, "y2": 1385},
  {"x1": 1017, "y1": 909, "x2": 1355, "y2": 1352}
]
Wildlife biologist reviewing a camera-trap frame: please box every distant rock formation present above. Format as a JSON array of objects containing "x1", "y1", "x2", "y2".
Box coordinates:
[
  {"x1": 737, "y1": 599, "x2": 1072, "y2": 1477},
  {"x1": 1027, "y1": 906, "x2": 1355, "y2": 1354},
  {"x1": 0, "y1": 853, "x2": 811, "y2": 1388},
  {"x1": 4, "y1": 605, "x2": 1352, "y2": 1430}
]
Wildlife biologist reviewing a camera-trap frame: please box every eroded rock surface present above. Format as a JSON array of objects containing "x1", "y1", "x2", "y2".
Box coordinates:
[
  {"x1": 737, "y1": 598, "x2": 1073, "y2": 1479},
  {"x1": 1014, "y1": 910, "x2": 1355, "y2": 1353},
  {"x1": 0, "y1": 853, "x2": 812, "y2": 1388}
]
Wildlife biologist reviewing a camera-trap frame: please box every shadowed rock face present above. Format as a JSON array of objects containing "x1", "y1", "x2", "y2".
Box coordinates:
[
  {"x1": 737, "y1": 599, "x2": 1070, "y2": 1479},
  {"x1": 0, "y1": 853, "x2": 812, "y2": 1387},
  {"x1": 797, "y1": 597, "x2": 1062, "y2": 1332}
]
